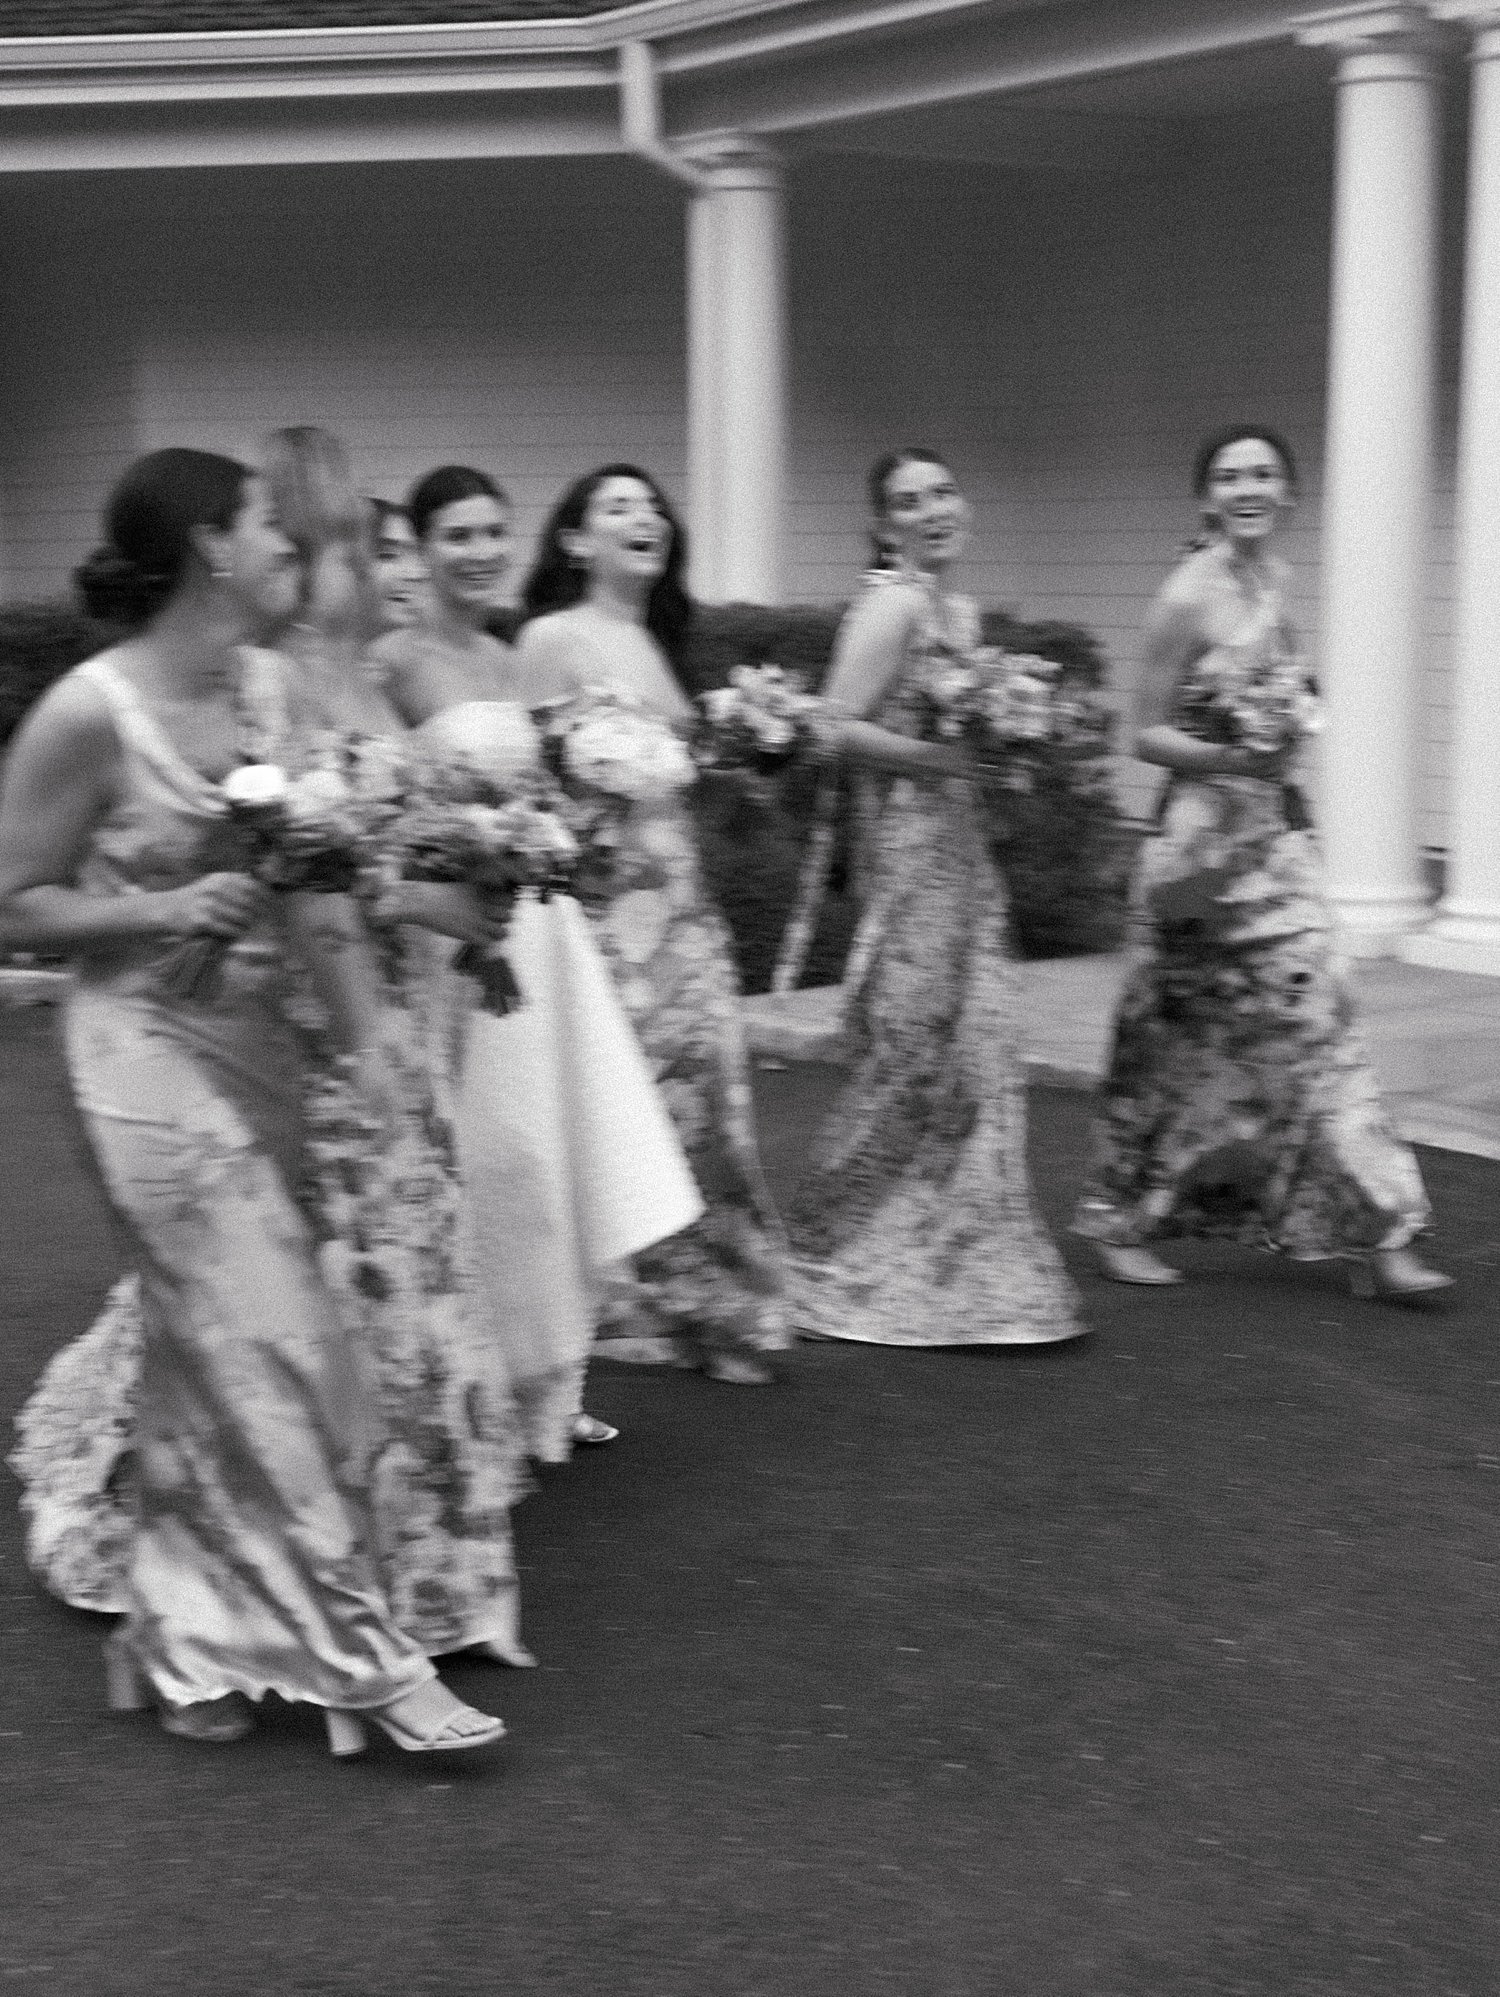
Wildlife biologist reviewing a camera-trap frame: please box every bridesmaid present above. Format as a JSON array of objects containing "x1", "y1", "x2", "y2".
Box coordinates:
[
  {"x1": 375, "y1": 464, "x2": 704, "y2": 1450},
  {"x1": 261, "y1": 427, "x2": 535, "y2": 1664},
  {"x1": 9, "y1": 437, "x2": 538, "y2": 1662},
  {"x1": 514, "y1": 463, "x2": 791, "y2": 1385},
  {"x1": 369, "y1": 497, "x2": 428, "y2": 633},
  {"x1": 1072, "y1": 424, "x2": 1450, "y2": 1301},
  {"x1": 0, "y1": 447, "x2": 502, "y2": 1754},
  {"x1": 787, "y1": 449, "x2": 1082, "y2": 1347}
]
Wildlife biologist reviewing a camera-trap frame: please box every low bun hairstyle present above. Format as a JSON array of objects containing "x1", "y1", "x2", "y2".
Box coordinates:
[
  {"x1": 75, "y1": 447, "x2": 251, "y2": 628},
  {"x1": 406, "y1": 465, "x2": 508, "y2": 542}
]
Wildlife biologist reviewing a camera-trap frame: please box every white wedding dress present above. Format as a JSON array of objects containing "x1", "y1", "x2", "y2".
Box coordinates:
[{"x1": 417, "y1": 701, "x2": 704, "y2": 1461}]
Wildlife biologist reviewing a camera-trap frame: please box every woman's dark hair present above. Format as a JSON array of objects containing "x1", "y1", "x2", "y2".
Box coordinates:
[
  {"x1": 521, "y1": 463, "x2": 693, "y2": 673},
  {"x1": 1192, "y1": 424, "x2": 1299, "y2": 500},
  {"x1": 865, "y1": 447, "x2": 954, "y2": 569},
  {"x1": 75, "y1": 447, "x2": 250, "y2": 627},
  {"x1": 406, "y1": 465, "x2": 508, "y2": 543}
]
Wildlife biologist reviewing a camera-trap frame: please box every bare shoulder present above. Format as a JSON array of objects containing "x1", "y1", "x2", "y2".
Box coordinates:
[
  {"x1": 1157, "y1": 545, "x2": 1222, "y2": 612},
  {"x1": 834, "y1": 575, "x2": 926, "y2": 651},
  {"x1": 367, "y1": 627, "x2": 425, "y2": 677},
  {"x1": 512, "y1": 613, "x2": 588, "y2": 698},
  {"x1": 2, "y1": 654, "x2": 121, "y2": 801},
  {"x1": 21, "y1": 655, "x2": 117, "y2": 746}
]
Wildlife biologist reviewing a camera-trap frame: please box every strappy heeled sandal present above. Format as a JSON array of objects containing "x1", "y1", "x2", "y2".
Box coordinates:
[{"x1": 324, "y1": 1685, "x2": 506, "y2": 1758}]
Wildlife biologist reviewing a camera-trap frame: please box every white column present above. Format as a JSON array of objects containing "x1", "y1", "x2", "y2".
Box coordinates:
[
  {"x1": 1295, "y1": 5, "x2": 1442, "y2": 953},
  {"x1": 683, "y1": 133, "x2": 787, "y2": 603},
  {"x1": 1408, "y1": 5, "x2": 1500, "y2": 974}
]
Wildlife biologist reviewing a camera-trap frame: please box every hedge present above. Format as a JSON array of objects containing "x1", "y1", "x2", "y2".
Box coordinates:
[{"x1": 0, "y1": 598, "x2": 1129, "y2": 986}]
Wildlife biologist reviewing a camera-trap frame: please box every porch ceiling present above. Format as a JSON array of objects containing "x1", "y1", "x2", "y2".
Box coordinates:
[
  {"x1": 0, "y1": 0, "x2": 1405, "y2": 171},
  {"x1": 792, "y1": 35, "x2": 1330, "y2": 173}
]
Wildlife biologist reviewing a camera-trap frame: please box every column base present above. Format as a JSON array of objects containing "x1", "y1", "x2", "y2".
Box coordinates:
[
  {"x1": 1327, "y1": 888, "x2": 1432, "y2": 957},
  {"x1": 1402, "y1": 906, "x2": 1500, "y2": 978}
]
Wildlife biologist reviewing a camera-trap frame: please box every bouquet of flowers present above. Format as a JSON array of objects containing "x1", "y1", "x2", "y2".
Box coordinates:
[
  {"x1": 694, "y1": 663, "x2": 827, "y2": 775},
  {"x1": 160, "y1": 756, "x2": 393, "y2": 1001},
  {"x1": 1180, "y1": 640, "x2": 1321, "y2": 756},
  {"x1": 539, "y1": 688, "x2": 699, "y2": 804},
  {"x1": 391, "y1": 731, "x2": 583, "y2": 1014},
  {"x1": 916, "y1": 644, "x2": 1112, "y2": 762}
]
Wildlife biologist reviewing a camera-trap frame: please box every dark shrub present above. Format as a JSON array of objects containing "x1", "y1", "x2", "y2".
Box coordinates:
[
  {"x1": 0, "y1": 604, "x2": 114, "y2": 750},
  {"x1": 0, "y1": 598, "x2": 1126, "y2": 984}
]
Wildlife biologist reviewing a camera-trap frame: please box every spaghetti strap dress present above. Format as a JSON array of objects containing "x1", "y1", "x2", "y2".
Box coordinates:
[
  {"x1": 41, "y1": 655, "x2": 432, "y2": 1712},
  {"x1": 788, "y1": 574, "x2": 1083, "y2": 1347}
]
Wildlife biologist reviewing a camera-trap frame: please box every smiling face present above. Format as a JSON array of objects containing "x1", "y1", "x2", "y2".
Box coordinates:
[
  {"x1": 1202, "y1": 437, "x2": 1291, "y2": 549},
  {"x1": 201, "y1": 475, "x2": 302, "y2": 627},
  {"x1": 877, "y1": 457, "x2": 970, "y2": 574},
  {"x1": 373, "y1": 510, "x2": 427, "y2": 630},
  {"x1": 422, "y1": 493, "x2": 511, "y2": 616},
  {"x1": 564, "y1": 474, "x2": 673, "y2": 588}
]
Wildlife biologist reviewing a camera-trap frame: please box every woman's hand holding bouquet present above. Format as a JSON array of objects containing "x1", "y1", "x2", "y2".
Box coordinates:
[
  {"x1": 159, "y1": 755, "x2": 395, "y2": 1001},
  {"x1": 381, "y1": 707, "x2": 583, "y2": 1014},
  {"x1": 916, "y1": 647, "x2": 1111, "y2": 775}
]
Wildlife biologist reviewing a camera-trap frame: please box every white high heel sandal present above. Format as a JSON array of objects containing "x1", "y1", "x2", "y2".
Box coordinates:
[{"x1": 324, "y1": 1692, "x2": 506, "y2": 1758}]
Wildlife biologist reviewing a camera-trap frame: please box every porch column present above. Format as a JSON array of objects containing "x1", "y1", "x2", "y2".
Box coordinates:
[
  {"x1": 1407, "y1": 4, "x2": 1500, "y2": 974},
  {"x1": 684, "y1": 132, "x2": 787, "y2": 603},
  {"x1": 1295, "y1": 5, "x2": 1442, "y2": 953}
]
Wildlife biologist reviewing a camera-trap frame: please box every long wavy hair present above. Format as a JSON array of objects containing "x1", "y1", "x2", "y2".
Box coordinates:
[
  {"x1": 521, "y1": 463, "x2": 693, "y2": 675},
  {"x1": 262, "y1": 425, "x2": 373, "y2": 633}
]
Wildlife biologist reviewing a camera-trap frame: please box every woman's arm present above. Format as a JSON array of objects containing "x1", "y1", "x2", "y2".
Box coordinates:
[
  {"x1": 0, "y1": 675, "x2": 264, "y2": 954},
  {"x1": 1133, "y1": 582, "x2": 1293, "y2": 780},
  {"x1": 511, "y1": 620, "x2": 587, "y2": 706},
  {"x1": 821, "y1": 585, "x2": 977, "y2": 783}
]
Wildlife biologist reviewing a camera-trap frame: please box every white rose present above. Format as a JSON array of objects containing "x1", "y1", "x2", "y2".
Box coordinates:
[
  {"x1": 223, "y1": 762, "x2": 290, "y2": 810},
  {"x1": 448, "y1": 704, "x2": 539, "y2": 787},
  {"x1": 286, "y1": 766, "x2": 353, "y2": 814}
]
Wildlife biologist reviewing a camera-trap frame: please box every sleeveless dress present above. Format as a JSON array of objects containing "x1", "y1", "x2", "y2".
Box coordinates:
[
  {"x1": 580, "y1": 731, "x2": 792, "y2": 1369},
  {"x1": 416, "y1": 700, "x2": 703, "y2": 1460},
  {"x1": 788, "y1": 574, "x2": 1083, "y2": 1347},
  {"x1": 10, "y1": 673, "x2": 533, "y2": 1661},
  {"x1": 1072, "y1": 559, "x2": 1430, "y2": 1256},
  {"x1": 24, "y1": 655, "x2": 433, "y2": 1711}
]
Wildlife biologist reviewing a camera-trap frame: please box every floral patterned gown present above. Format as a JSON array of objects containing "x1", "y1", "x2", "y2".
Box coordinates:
[
  {"x1": 582, "y1": 743, "x2": 791, "y2": 1369},
  {"x1": 1072, "y1": 557, "x2": 1430, "y2": 1256},
  {"x1": 10, "y1": 667, "x2": 530, "y2": 1662},
  {"x1": 788, "y1": 574, "x2": 1083, "y2": 1347},
  {"x1": 12, "y1": 655, "x2": 434, "y2": 1712}
]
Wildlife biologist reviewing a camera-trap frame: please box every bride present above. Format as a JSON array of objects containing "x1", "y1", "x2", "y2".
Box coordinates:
[{"x1": 374, "y1": 463, "x2": 703, "y2": 1461}]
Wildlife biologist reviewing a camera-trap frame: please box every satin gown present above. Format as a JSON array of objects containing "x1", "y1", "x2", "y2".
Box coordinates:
[
  {"x1": 30, "y1": 655, "x2": 433, "y2": 1711},
  {"x1": 11, "y1": 674, "x2": 534, "y2": 1661},
  {"x1": 788, "y1": 573, "x2": 1083, "y2": 1347}
]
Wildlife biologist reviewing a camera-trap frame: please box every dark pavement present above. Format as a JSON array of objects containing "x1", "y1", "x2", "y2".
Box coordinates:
[{"x1": 2, "y1": 1009, "x2": 1497, "y2": 1996}]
